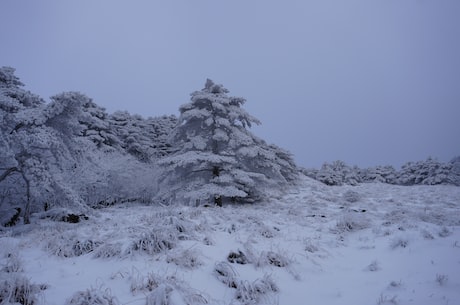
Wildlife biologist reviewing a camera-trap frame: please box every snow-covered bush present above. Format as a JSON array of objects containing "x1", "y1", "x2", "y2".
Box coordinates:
[
  {"x1": 65, "y1": 287, "x2": 119, "y2": 305},
  {"x1": 390, "y1": 237, "x2": 409, "y2": 249},
  {"x1": 397, "y1": 157, "x2": 451, "y2": 185},
  {"x1": 227, "y1": 250, "x2": 250, "y2": 264},
  {"x1": 234, "y1": 275, "x2": 278, "y2": 305},
  {"x1": 128, "y1": 229, "x2": 176, "y2": 255},
  {"x1": 130, "y1": 271, "x2": 209, "y2": 305},
  {"x1": 255, "y1": 250, "x2": 291, "y2": 268},
  {"x1": 360, "y1": 165, "x2": 397, "y2": 184},
  {"x1": 0, "y1": 274, "x2": 45, "y2": 305},
  {"x1": 1, "y1": 251, "x2": 23, "y2": 273},
  {"x1": 46, "y1": 232, "x2": 102, "y2": 257},
  {"x1": 166, "y1": 248, "x2": 203, "y2": 269},
  {"x1": 333, "y1": 213, "x2": 370, "y2": 233},
  {"x1": 448, "y1": 155, "x2": 460, "y2": 186},
  {"x1": 343, "y1": 190, "x2": 361, "y2": 203},
  {"x1": 214, "y1": 262, "x2": 238, "y2": 288},
  {"x1": 316, "y1": 161, "x2": 361, "y2": 186},
  {"x1": 93, "y1": 243, "x2": 123, "y2": 259}
]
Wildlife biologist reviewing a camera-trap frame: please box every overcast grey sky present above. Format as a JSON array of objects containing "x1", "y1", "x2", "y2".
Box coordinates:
[{"x1": 1, "y1": 0, "x2": 459, "y2": 168}]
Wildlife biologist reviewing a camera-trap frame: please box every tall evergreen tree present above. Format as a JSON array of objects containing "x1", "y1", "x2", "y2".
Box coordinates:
[{"x1": 157, "y1": 79, "x2": 297, "y2": 206}]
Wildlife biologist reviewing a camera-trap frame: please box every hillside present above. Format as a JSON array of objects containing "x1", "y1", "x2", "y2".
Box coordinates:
[{"x1": 1, "y1": 175, "x2": 459, "y2": 305}]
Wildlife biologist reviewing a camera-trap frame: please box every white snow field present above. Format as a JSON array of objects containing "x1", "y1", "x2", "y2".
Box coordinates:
[{"x1": 1, "y1": 176, "x2": 460, "y2": 305}]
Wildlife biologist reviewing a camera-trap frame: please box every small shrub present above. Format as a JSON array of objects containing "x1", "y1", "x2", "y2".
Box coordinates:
[
  {"x1": 390, "y1": 238, "x2": 409, "y2": 250},
  {"x1": 436, "y1": 273, "x2": 448, "y2": 286},
  {"x1": 438, "y1": 227, "x2": 451, "y2": 238},
  {"x1": 2, "y1": 252, "x2": 23, "y2": 273},
  {"x1": 166, "y1": 249, "x2": 202, "y2": 269},
  {"x1": 421, "y1": 229, "x2": 434, "y2": 240},
  {"x1": 129, "y1": 230, "x2": 176, "y2": 255},
  {"x1": 214, "y1": 262, "x2": 238, "y2": 288},
  {"x1": 388, "y1": 280, "x2": 402, "y2": 288},
  {"x1": 333, "y1": 213, "x2": 369, "y2": 233},
  {"x1": 145, "y1": 284, "x2": 173, "y2": 305},
  {"x1": 366, "y1": 260, "x2": 380, "y2": 272},
  {"x1": 227, "y1": 250, "x2": 249, "y2": 265},
  {"x1": 47, "y1": 234, "x2": 101, "y2": 257},
  {"x1": 234, "y1": 275, "x2": 278, "y2": 305},
  {"x1": 304, "y1": 239, "x2": 319, "y2": 253},
  {"x1": 65, "y1": 287, "x2": 119, "y2": 305},
  {"x1": 0, "y1": 274, "x2": 46, "y2": 305},
  {"x1": 72, "y1": 240, "x2": 101, "y2": 256},
  {"x1": 256, "y1": 251, "x2": 290, "y2": 268},
  {"x1": 130, "y1": 272, "x2": 161, "y2": 294},
  {"x1": 376, "y1": 293, "x2": 398, "y2": 305},
  {"x1": 343, "y1": 190, "x2": 361, "y2": 203},
  {"x1": 93, "y1": 243, "x2": 122, "y2": 259}
]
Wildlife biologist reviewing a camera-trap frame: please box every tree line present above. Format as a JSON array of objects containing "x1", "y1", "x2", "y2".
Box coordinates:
[
  {"x1": 1, "y1": 68, "x2": 298, "y2": 225},
  {"x1": 1, "y1": 66, "x2": 458, "y2": 226}
]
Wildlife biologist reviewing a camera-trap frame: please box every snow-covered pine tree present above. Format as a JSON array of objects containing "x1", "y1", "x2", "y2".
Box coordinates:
[
  {"x1": 157, "y1": 79, "x2": 296, "y2": 206},
  {"x1": 108, "y1": 112, "x2": 177, "y2": 162}
]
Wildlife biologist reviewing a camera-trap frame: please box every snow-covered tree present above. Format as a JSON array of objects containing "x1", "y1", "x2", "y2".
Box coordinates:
[
  {"x1": 316, "y1": 160, "x2": 360, "y2": 186},
  {"x1": 396, "y1": 157, "x2": 451, "y2": 186},
  {"x1": 157, "y1": 79, "x2": 297, "y2": 206},
  {"x1": 449, "y1": 156, "x2": 460, "y2": 186},
  {"x1": 360, "y1": 165, "x2": 397, "y2": 184},
  {"x1": 108, "y1": 112, "x2": 177, "y2": 162}
]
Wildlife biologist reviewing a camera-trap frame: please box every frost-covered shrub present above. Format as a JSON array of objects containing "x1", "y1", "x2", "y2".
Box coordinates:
[
  {"x1": 234, "y1": 275, "x2": 278, "y2": 305},
  {"x1": 316, "y1": 161, "x2": 361, "y2": 186},
  {"x1": 397, "y1": 158, "x2": 451, "y2": 185},
  {"x1": 435, "y1": 274, "x2": 448, "y2": 286},
  {"x1": 130, "y1": 271, "x2": 161, "y2": 294},
  {"x1": 343, "y1": 190, "x2": 361, "y2": 203},
  {"x1": 93, "y1": 243, "x2": 122, "y2": 259},
  {"x1": 390, "y1": 238, "x2": 409, "y2": 249},
  {"x1": 129, "y1": 229, "x2": 176, "y2": 255},
  {"x1": 304, "y1": 239, "x2": 319, "y2": 253},
  {"x1": 438, "y1": 227, "x2": 451, "y2": 238},
  {"x1": 131, "y1": 272, "x2": 208, "y2": 305},
  {"x1": 1, "y1": 252, "x2": 23, "y2": 273},
  {"x1": 365, "y1": 260, "x2": 380, "y2": 272},
  {"x1": 65, "y1": 287, "x2": 119, "y2": 305},
  {"x1": 146, "y1": 284, "x2": 173, "y2": 305},
  {"x1": 0, "y1": 274, "x2": 46, "y2": 305},
  {"x1": 360, "y1": 166, "x2": 397, "y2": 184},
  {"x1": 46, "y1": 233, "x2": 101, "y2": 257},
  {"x1": 449, "y1": 156, "x2": 460, "y2": 186},
  {"x1": 332, "y1": 213, "x2": 370, "y2": 233},
  {"x1": 227, "y1": 250, "x2": 250, "y2": 264},
  {"x1": 214, "y1": 262, "x2": 238, "y2": 288},
  {"x1": 256, "y1": 251, "x2": 290, "y2": 268},
  {"x1": 166, "y1": 249, "x2": 202, "y2": 269}
]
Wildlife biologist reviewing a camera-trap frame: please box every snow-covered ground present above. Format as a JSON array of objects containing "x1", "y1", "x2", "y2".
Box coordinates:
[{"x1": 1, "y1": 176, "x2": 460, "y2": 305}]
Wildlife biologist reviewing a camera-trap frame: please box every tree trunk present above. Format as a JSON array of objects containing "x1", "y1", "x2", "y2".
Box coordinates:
[
  {"x1": 212, "y1": 165, "x2": 222, "y2": 206},
  {"x1": 20, "y1": 172, "x2": 31, "y2": 224}
]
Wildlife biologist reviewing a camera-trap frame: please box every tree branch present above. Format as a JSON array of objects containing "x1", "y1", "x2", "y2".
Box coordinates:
[{"x1": 0, "y1": 167, "x2": 19, "y2": 183}]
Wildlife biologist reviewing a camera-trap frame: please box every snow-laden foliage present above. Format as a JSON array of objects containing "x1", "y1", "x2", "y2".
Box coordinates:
[
  {"x1": 0, "y1": 67, "x2": 162, "y2": 224},
  {"x1": 65, "y1": 287, "x2": 119, "y2": 305},
  {"x1": 109, "y1": 112, "x2": 177, "y2": 162},
  {"x1": 308, "y1": 157, "x2": 460, "y2": 186},
  {"x1": 156, "y1": 79, "x2": 298, "y2": 205}
]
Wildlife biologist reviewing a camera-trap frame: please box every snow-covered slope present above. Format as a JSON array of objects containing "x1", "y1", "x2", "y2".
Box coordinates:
[{"x1": 1, "y1": 176, "x2": 459, "y2": 305}]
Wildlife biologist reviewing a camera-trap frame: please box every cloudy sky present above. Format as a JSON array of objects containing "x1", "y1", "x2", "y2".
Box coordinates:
[{"x1": 1, "y1": 0, "x2": 459, "y2": 168}]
